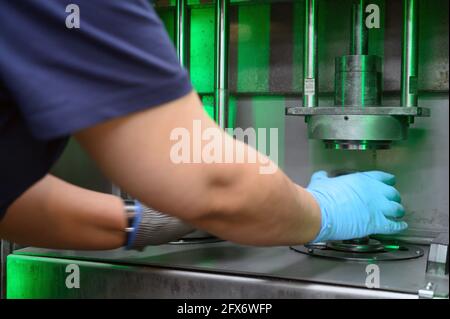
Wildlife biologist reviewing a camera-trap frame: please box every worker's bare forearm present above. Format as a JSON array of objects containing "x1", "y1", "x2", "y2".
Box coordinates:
[
  {"x1": 75, "y1": 91, "x2": 321, "y2": 246},
  {"x1": 0, "y1": 175, "x2": 126, "y2": 250},
  {"x1": 193, "y1": 162, "x2": 321, "y2": 245}
]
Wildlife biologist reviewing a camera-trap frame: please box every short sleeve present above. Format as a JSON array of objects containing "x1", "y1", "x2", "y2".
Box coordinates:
[{"x1": 0, "y1": 0, "x2": 192, "y2": 140}]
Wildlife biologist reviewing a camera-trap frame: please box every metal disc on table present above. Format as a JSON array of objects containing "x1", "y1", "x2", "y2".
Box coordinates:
[
  {"x1": 290, "y1": 242, "x2": 424, "y2": 262},
  {"x1": 327, "y1": 238, "x2": 385, "y2": 253}
]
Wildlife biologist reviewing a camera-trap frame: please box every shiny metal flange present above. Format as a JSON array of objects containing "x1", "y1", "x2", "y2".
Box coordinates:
[{"x1": 285, "y1": 107, "x2": 430, "y2": 150}]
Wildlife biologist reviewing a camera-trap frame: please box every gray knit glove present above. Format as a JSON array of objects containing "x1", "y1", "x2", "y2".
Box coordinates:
[{"x1": 126, "y1": 201, "x2": 195, "y2": 250}]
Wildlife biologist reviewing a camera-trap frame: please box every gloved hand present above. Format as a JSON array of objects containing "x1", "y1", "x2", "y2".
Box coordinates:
[{"x1": 306, "y1": 170, "x2": 408, "y2": 243}]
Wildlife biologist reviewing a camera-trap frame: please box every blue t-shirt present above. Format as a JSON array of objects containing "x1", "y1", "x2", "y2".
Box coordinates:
[{"x1": 0, "y1": 0, "x2": 192, "y2": 218}]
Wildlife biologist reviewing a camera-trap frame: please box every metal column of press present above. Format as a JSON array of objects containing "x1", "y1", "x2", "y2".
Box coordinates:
[
  {"x1": 214, "y1": 0, "x2": 229, "y2": 129},
  {"x1": 350, "y1": 0, "x2": 368, "y2": 55},
  {"x1": 401, "y1": 0, "x2": 419, "y2": 126},
  {"x1": 334, "y1": 0, "x2": 382, "y2": 109},
  {"x1": 303, "y1": 0, "x2": 318, "y2": 108},
  {"x1": 176, "y1": 0, "x2": 188, "y2": 68}
]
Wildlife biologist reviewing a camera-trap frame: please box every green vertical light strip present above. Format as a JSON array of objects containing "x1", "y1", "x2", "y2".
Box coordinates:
[
  {"x1": 190, "y1": 6, "x2": 218, "y2": 120},
  {"x1": 236, "y1": 3, "x2": 284, "y2": 168},
  {"x1": 190, "y1": 7, "x2": 215, "y2": 94},
  {"x1": 237, "y1": 4, "x2": 270, "y2": 93}
]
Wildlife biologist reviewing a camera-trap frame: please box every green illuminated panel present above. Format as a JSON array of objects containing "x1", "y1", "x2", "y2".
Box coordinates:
[
  {"x1": 190, "y1": 7, "x2": 215, "y2": 94},
  {"x1": 237, "y1": 4, "x2": 270, "y2": 92},
  {"x1": 7, "y1": 254, "x2": 132, "y2": 299}
]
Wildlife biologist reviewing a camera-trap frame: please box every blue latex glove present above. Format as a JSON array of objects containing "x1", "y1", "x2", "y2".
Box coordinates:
[{"x1": 306, "y1": 170, "x2": 408, "y2": 243}]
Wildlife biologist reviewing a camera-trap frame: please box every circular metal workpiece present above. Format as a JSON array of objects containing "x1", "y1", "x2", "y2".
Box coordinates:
[
  {"x1": 327, "y1": 238, "x2": 385, "y2": 253},
  {"x1": 290, "y1": 242, "x2": 424, "y2": 262}
]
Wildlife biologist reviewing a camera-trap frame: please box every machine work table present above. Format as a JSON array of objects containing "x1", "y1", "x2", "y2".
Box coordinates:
[{"x1": 7, "y1": 241, "x2": 448, "y2": 299}]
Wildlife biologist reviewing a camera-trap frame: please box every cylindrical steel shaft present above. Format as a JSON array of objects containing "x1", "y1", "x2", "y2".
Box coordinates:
[
  {"x1": 350, "y1": 1, "x2": 368, "y2": 55},
  {"x1": 401, "y1": 0, "x2": 419, "y2": 107},
  {"x1": 303, "y1": 0, "x2": 318, "y2": 108},
  {"x1": 335, "y1": 55, "x2": 381, "y2": 107},
  {"x1": 214, "y1": 0, "x2": 229, "y2": 128},
  {"x1": 176, "y1": 0, "x2": 188, "y2": 67}
]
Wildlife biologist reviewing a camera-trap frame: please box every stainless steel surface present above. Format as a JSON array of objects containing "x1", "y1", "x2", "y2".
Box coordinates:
[
  {"x1": 14, "y1": 240, "x2": 448, "y2": 298},
  {"x1": 8, "y1": 253, "x2": 420, "y2": 299},
  {"x1": 426, "y1": 232, "x2": 449, "y2": 276}
]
